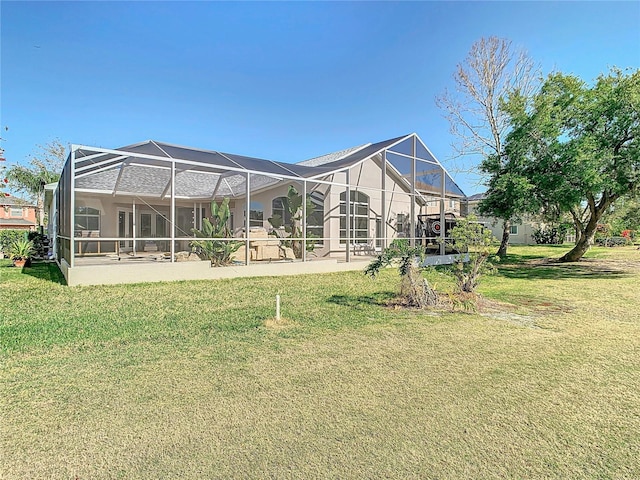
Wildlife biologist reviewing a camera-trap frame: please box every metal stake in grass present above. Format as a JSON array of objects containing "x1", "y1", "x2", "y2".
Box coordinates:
[{"x1": 276, "y1": 294, "x2": 281, "y2": 321}]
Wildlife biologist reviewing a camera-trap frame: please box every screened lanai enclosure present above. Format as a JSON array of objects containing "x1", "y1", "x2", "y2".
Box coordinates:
[{"x1": 48, "y1": 133, "x2": 466, "y2": 285}]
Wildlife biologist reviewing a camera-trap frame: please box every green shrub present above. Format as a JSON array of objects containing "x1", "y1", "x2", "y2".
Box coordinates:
[
  {"x1": 447, "y1": 215, "x2": 497, "y2": 294},
  {"x1": 190, "y1": 198, "x2": 243, "y2": 266},
  {"x1": 595, "y1": 236, "x2": 632, "y2": 247},
  {"x1": 532, "y1": 223, "x2": 571, "y2": 244},
  {"x1": 0, "y1": 230, "x2": 24, "y2": 254},
  {"x1": 365, "y1": 239, "x2": 438, "y2": 308}
]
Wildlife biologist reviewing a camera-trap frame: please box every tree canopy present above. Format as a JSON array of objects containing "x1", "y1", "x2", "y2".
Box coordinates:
[
  {"x1": 437, "y1": 36, "x2": 538, "y2": 257},
  {"x1": 5, "y1": 139, "x2": 67, "y2": 225},
  {"x1": 502, "y1": 68, "x2": 640, "y2": 261}
]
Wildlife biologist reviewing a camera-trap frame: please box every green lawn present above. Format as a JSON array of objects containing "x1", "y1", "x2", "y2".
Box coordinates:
[{"x1": 2, "y1": 245, "x2": 640, "y2": 479}]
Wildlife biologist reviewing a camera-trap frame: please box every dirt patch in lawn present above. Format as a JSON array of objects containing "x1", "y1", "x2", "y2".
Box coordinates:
[{"x1": 526, "y1": 257, "x2": 640, "y2": 273}]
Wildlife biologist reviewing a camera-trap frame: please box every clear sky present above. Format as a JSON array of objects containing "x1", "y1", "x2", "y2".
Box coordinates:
[{"x1": 1, "y1": 1, "x2": 639, "y2": 195}]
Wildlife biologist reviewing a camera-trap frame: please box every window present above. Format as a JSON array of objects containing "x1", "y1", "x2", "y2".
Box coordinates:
[
  {"x1": 272, "y1": 193, "x2": 324, "y2": 244},
  {"x1": 449, "y1": 199, "x2": 457, "y2": 209},
  {"x1": 396, "y1": 213, "x2": 409, "y2": 237},
  {"x1": 509, "y1": 224, "x2": 519, "y2": 235},
  {"x1": 307, "y1": 191, "x2": 324, "y2": 245},
  {"x1": 339, "y1": 191, "x2": 369, "y2": 244},
  {"x1": 271, "y1": 197, "x2": 291, "y2": 227},
  {"x1": 140, "y1": 213, "x2": 152, "y2": 238},
  {"x1": 75, "y1": 206, "x2": 100, "y2": 231},
  {"x1": 10, "y1": 207, "x2": 23, "y2": 217},
  {"x1": 250, "y1": 201, "x2": 263, "y2": 227}
]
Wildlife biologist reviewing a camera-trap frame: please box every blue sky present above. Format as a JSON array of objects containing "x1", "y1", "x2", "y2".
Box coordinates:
[{"x1": 1, "y1": 1, "x2": 639, "y2": 195}]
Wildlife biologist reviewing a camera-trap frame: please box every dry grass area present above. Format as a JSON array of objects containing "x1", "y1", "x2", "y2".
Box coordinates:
[{"x1": 1, "y1": 245, "x2": 640, "y2": 479}]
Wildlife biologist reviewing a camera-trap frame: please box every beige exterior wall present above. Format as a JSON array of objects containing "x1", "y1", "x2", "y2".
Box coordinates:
[
  {"x1": 467, "y1": 200, "x2": 538, "y2": 245},
  {"x1": 73, "y1": 157, "x2": 462, "y2": 258}
]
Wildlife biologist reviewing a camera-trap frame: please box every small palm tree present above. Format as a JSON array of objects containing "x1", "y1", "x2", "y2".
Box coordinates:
[{"x1": 365, "y1": 239, "x2": 438, "y2": 308}]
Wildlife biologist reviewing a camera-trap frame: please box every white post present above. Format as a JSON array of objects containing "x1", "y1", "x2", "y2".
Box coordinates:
[
  {"x1": 440, "y1": 166, "x2": 446, "y2": 255},
  {"x1": 410, "y1": 135, "x2": 416, "y2": 248},
  {"x1": 276, "y1": 294, "x2": 281, "y2": 321},
  {"x1": 171, "y1": 161, "x2": 176, "y2": 262},
  {"x1": 132, "y1": 199, "x2": 137, "y2": 256},
  {"x1": 302, "y1": 180, "x2": 307, "y2": 262},
  {"x1": 70, "y1": 148, "x2": 76, "y2": 268},
  {"x1": 245, "y1": 172, "x2": 251, "y2": 266},
  {"x1": 345, "y1": 169, "x2": 351, "y2": 263},
  {"x1": 382, "y1": 150, "x2": 387, "y2": 249}
]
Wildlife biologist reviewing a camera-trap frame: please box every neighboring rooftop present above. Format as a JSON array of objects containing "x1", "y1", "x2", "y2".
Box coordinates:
[
  {"x1": 466, "y1": 193, "x2": 486, "y2": 202},
  {"x1": 0, "y1": 218, "x2": 36, "y2": 226},
  {"x1": 1, "y1": 196, "x2": 35, "y2": 206}
]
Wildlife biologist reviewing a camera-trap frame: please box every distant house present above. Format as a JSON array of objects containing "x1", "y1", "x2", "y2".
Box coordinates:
[
  {"x1": 46, "y1": 133, "x2": 467, "y2": 285},
  {"x1": 466, "y1": 193, "x2": 537, "y2": 245},
  {"x1": 0, "y1": 196, "x2": 37, "y2": 231}
]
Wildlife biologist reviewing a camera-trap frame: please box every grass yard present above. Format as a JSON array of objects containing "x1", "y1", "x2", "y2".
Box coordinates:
[{"x1": 1, "y1": 245, "x2": 640, "y2": 479}]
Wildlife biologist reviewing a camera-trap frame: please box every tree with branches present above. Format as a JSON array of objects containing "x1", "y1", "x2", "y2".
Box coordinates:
[
  {"x1": 437, "y1": 36, "x2": 539, "y2": 257},
  {"x1": 5, "y1": 140, "x2": 66, "y2": 226},
  {"x1": 501, "y1": 68, "x2": 640, "y2": 262}
]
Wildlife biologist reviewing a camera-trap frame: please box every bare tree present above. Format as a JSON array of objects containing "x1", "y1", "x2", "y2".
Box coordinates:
[{"x1": 437, "y1": 37, "x2": 539, "y2": 257}]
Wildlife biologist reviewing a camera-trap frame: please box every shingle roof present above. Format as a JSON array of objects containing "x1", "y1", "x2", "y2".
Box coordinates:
[
  {"x1": 466, "y1": 193, "x2": 486, "y2": 202},
  {"x1": 72, "y1": 134, "x2": 466, "y2": 198},
  {"x1": 0, "y1": 218, "x2": 36, "y2": 226},
  {"x1": 0, "y1": 196, "x2": 35, "y2": 207}
]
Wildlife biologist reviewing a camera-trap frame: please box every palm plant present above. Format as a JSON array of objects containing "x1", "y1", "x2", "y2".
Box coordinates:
[
  {"x1": 190, "y1": 198, "x2": 242, "y2": 267},
  {"x1": 365, "y1": 239, "x2": 438, "y2": 308},
  {"x1": 10, "y1": 236, "x2": 35, "y2": 262},
  {"x1": 267, "y1": 185, "x2": 315, "y2": 258}
]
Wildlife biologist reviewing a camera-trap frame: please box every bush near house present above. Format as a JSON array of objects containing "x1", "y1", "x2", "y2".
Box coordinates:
[
  {"x1": 532, "y1": 224, "x2": 571, "y2": 245},
  {"x1": 0, "y1": 229, "x2": 24, "y2": 255}
]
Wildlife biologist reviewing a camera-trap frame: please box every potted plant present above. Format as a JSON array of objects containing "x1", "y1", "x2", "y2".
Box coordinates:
[{"x1": 9, "y1": 237, "x2": 35, "y2": 268}]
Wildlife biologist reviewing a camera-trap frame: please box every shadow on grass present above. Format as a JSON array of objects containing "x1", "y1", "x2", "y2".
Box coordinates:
[
  {"x1": 22, "y1": 261, "x2": 67, "y2": 285},
  {"x1": 498, "y1": 263, "x2": 631, "y2": 281},
  {"x1": 327, "y1": 291, "x2": 396, "y2": 308}
]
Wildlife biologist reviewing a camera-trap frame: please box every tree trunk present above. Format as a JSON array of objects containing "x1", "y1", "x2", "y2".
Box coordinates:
[
  {"x1": 560, "y1": 193, "x2": 615, "y2": 262},
  {"x1": 496, "y1": 220, "x2": 510, "y2": 257},
  {"x1": 37, "y1": 195, "x2": 45, "y2": 227},
  {"x1": 559, "y1": 216, "x2": 597, "y2": 262}
]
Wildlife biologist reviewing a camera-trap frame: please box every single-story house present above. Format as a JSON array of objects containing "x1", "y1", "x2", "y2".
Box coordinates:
[{"x1": 46, "y1": 133, "x2": 467, "y2": 285}]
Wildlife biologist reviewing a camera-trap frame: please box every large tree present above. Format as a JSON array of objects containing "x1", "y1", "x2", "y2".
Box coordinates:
[
  {"x1": 437, "y1": 36, "x2": 538, "y2": 257},
  {"x1": 6, "y1": 139, "x2": 66, "y2": 225},
  {"x1": 503, "y1": 68, "x2": 640, "y2": 261}
]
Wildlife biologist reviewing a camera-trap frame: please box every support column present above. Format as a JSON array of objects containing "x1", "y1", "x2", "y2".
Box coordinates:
[
  {"x1": 440, "y1": 166, "x2": 446, "y2": 255},
  {"x1": 70, "y1": 148, "x2": 76, "y2": 268},
  {"x1": 193, "y1": 202, "x2": 197, "y2": 234},
  {"x1": 346, "y1": 169, "x2": 351, "y2": 263},
  {"x1": 132, "y1": 199, "x2": 137, "y2": 256},
  {"x1": 170, "y1": 161, "x2": 176, "y2": 263},
  {"x1": 245, "y1": 173, "x2": 251, "y2": 266},
  {"x1": 410, "y1": 136, "x2": 416, "y2": 248},
  {"x1": 302, "y1": 180, "x2": 307, "y2": 262},
  {"x1": 381, "y1": 151, "x2": 387, "y2": 249}
]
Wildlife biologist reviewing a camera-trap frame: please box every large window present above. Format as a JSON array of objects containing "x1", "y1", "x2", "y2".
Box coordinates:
[
  {"x1": 271, "y1": 197, "x2": 291, "y2": 227},
  {"x1": 340, "y1": 191, "x2": 369, "y2": 244},
  {"x1": 272, "y1": 192, "x2": 324, "y2": 245},
  {"x1": 250, "y1": 201, "x2": 263, "y2": 227},
  {"x1": 75, "y1": 206, "x2": 100, "y2": 231},
  {"x1": 307, "y1": 191, "x2": 324, "y2": 245}
]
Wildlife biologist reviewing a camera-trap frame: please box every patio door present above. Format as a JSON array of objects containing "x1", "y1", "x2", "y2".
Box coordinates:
[
  {"x1": 118, "y1": 210, "x2": 134, "y2": 251},
  {"x1": 137, "y1": 211, "x2": 169, "y2": 252}
]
